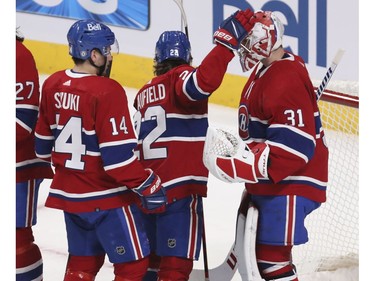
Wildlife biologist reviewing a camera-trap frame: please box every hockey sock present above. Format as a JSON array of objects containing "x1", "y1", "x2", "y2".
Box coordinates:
[
  {"x1": 64, "y1": 270, "x2": 95, "y2": 281},
  {"x1": 16, "y1": 227, "x2": 43, "y2": 281},
  {"x1": 256, "y1": 244, "x2": 298, "y2": 281},
  {"x1": 114, "y1": 256, "x2": 149, "y2": 281},
  {"x1": 64, "y1": 254, "x2": 105, "y2": 281},
  {"x1": 158, "y1": 256, "x2": 193, "y2": 281}
]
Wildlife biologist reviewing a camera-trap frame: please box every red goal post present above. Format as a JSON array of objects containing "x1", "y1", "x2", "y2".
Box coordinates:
[
  {"x1": 320, "y1": 89, "x2": 359, "y2": 108},
  {"x1": 292, "y1": 81, "x2": 359, "y2": 274}
]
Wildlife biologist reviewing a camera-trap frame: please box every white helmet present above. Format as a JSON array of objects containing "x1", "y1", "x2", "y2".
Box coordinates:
[{"x1": 238, "y1": 11, "x2": 284, "y2": 72}]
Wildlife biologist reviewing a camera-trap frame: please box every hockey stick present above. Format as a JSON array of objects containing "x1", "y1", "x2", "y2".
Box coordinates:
[
  {"x1": 173, "y1": 0, "x2": 189, "y2": 39},
  {"x1": 171, "y1": 1, "x2": 210, "y2": 277},
  {"x1": 315, "y1": 48, "x2": 345, "y2": 101},
  {"x1": 171, "y1": 1, "x2": 211, "y2": 278},
  {"x1": 202, "y1": 207, "x2": 210, "y2": 281}
]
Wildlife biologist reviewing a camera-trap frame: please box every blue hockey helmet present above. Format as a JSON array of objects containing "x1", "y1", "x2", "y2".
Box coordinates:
[
  {"x1": 67, "y1": 19, "x2": 118, "y2": 60},
  {"x1": 155, "y1": 31, "x2": 191, "y2": 64}
]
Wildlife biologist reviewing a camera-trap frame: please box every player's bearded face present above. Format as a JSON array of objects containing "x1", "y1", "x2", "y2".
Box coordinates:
[
  {"x1": 94, "y1": 52, "x2": 112, "y2": 77},
  {"x1": 100, "y1": 43, "x2": 118, "y2": 77},
  {"x1": 102, "y1": 56, "x2": 113, "y2": 77}
]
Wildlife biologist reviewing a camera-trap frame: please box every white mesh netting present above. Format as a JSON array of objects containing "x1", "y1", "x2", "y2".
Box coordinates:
[{"x1": 293, "y1": 81, "x2": 359, "y2": 274}]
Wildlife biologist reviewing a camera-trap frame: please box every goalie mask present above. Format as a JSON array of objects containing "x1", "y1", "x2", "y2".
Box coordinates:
[
  {"x1": 155, "y1": 31, "x2": 192, "y2": 64},
  {"x1": 67, "y1": 19, "x2": 119, "y2": 77},
  {"x1": 238, "y1": 11, "x2": 284, "y2": 72}
]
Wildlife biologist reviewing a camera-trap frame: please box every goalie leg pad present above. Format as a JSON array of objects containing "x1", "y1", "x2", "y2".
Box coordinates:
[
  {"x1": 207, "y1": 201, "x2": 247, "y2": 281},
  {"x1": 241, "y1": 202, "x2": 265, "y2": 281}
]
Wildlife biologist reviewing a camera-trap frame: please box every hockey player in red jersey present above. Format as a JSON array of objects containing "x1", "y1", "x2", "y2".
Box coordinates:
[
  {"x1": 16, "y1": 29, "x2": 54, "y2": 281},
  {"x1": 133, "y1": 9, "x2": 254, "y2": 281},
  {"x1": 204, "y1": 10, "x2": 329, "y2": 281},
  {"x1": 34, "y1": 19, "x2": 167, "y2": 281}
]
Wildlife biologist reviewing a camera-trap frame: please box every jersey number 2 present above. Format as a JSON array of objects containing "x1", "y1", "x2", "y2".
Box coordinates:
[{"x1": 134, "y1": 106, "x2": 167, "y2": 160}]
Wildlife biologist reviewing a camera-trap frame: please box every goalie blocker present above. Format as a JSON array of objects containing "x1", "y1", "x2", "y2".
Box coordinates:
[{"x1": 203, "y1": 127, "x2": 269, "y2": 183}]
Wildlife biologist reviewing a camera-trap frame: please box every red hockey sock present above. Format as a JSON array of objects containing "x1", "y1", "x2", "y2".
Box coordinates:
[
  {"x1": 16, "y1": 227, "x2": 43, "y2": 280},
  {"x1": 114, "y1": 257, "x2": 149, "y2": 281},
  {"x1": 158, "y1": 256, "x2": 193, "y2": 281},
  {"x1": 64, "y1": 269, "x2": 96, "y2": 281},
  {"x1": 64, "y1": 255, "x2": 105, "y2": 281},
  {"x1": 256, "y1": 244, "x2": 298, "y2": 281}
]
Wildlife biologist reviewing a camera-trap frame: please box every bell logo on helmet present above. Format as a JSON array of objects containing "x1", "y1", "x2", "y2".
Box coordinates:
[
  {"x1": 87, "y1": 23, "x2": 102, "y2": 31},
  {"x1": 67, "y1": 19, "x2": 116, "y2": 61}
]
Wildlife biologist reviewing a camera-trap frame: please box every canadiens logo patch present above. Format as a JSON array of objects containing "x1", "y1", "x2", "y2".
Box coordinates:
[
  {"x1": 168, "y1": 239, "x2": 176, "y2": 248},
  {"x1": 238, "y1": 105, "x2": 249, "y2": 140}
]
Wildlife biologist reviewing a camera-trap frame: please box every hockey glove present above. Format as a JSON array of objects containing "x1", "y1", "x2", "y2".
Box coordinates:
[
  {"x1": 213, "y1": 8, "x2": 254, "y2": 51},
  {"x1": 133, "y1": 169, "x2": 167, "y2": 213},
  {"x1": 203, "y1": 127, "x2": 269, "y2": 183}
]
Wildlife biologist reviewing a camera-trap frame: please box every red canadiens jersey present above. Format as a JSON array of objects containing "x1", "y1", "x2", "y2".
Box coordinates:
[
  {"x1": 35, "y1": 69, "x2": 152, "y2": 213},
  {"x1": 133, "y1": 44, "x2": 234, "y2": 202},
  {"x1": 16, "y1": 40, "x2": 54, "y2": 182},
  {"x1": 238, "y1": 52, "x2": 328, "y2": 202}
]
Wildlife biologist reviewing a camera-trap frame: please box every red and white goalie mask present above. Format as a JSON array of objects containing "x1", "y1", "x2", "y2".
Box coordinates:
[{"x1": 238, "y1": 11, "x2": 284, "y2": 72}]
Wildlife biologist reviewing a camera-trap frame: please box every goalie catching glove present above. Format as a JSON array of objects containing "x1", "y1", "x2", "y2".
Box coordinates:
[
  {"x1": 133, "y1": 168, "x2": 167, "y2": 213},
  {"x1": 213, "y1": 8, "x2": 254, "y2": 51},
  {"x1": 203, "y1": 127, "x2": 269, "y2": 183}
]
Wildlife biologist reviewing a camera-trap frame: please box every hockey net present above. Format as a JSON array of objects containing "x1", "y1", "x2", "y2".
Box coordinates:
[{"x1": 292, "y1": 80, "x2": 359, "y2": 274}]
